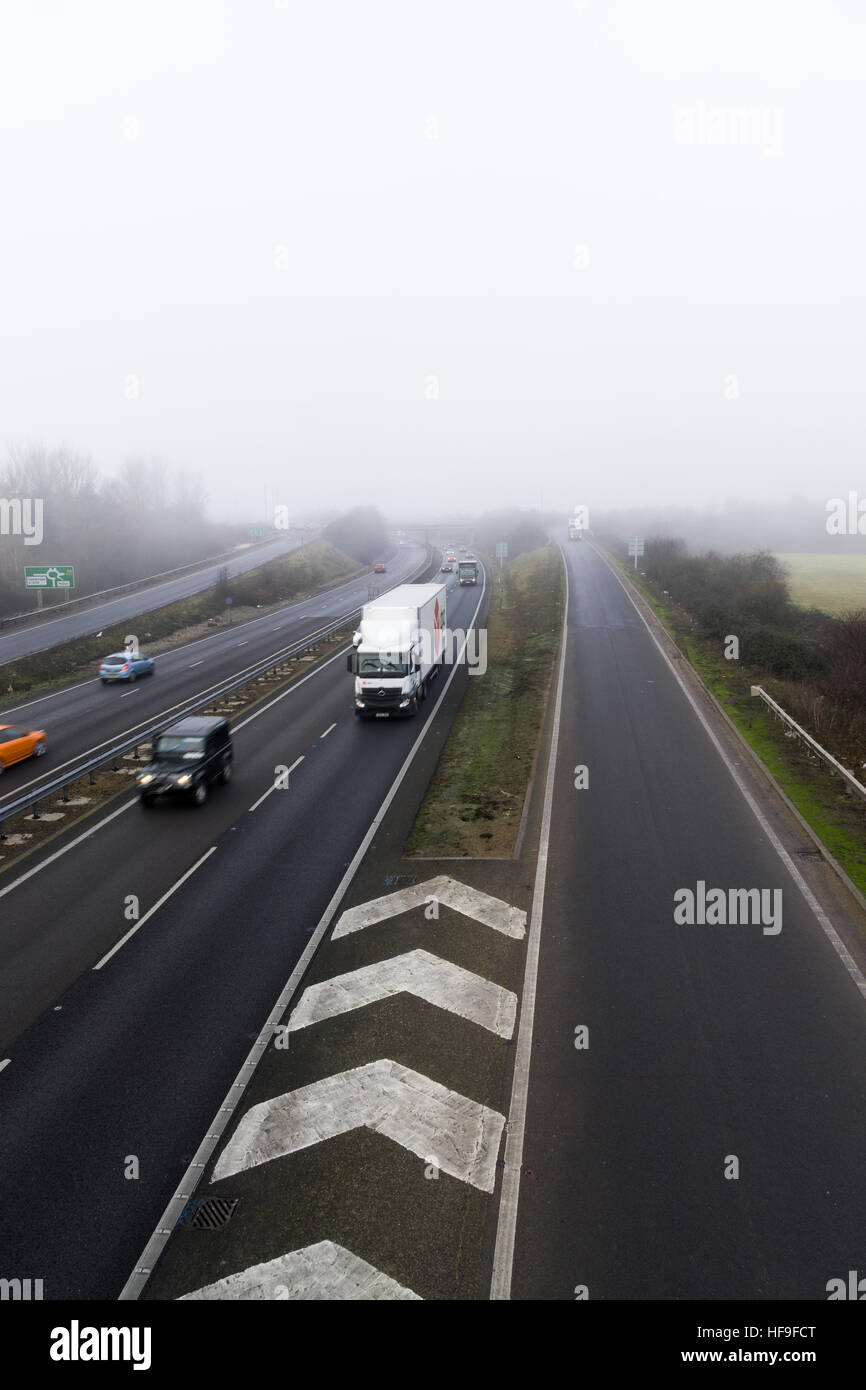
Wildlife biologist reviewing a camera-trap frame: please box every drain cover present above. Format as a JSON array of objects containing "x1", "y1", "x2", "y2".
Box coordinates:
[
  {"x1": 794, "y1": 847, "x2": 823, "y2": 861},
  {"x1": 187, "y1": 1197, "x2": 239, "y2": 1230}
]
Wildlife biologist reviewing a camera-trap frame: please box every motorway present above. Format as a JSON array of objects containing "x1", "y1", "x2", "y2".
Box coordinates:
[
  {"x1": 143, "y1": 535, "x2": 866, "y2": 1304},
  {"x1": 0, "y1": 542, "x2": 427, "y2": 806},
  {"x1": 0, "y1": 531, "x2": 317, "y2": 664},
  {"x1": 508, "y1": 538, "x2": 866, "y2": 1299},
  {"x1": 2, "y1": 534, "x2": 865, "y2": 1302},
  {"x1": 0, "y1": 561, "x2": 476, "y2": 1298}
]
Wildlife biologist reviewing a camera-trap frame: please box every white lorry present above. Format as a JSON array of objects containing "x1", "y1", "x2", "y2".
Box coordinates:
[{"x1": 347, "y1": 583, "x2": 447, "y2": 718}]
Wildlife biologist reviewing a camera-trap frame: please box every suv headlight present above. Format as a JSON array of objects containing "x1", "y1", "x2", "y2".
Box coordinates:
[{"x1": 176, "y1": 774, "x2": 191, "y2": 786}]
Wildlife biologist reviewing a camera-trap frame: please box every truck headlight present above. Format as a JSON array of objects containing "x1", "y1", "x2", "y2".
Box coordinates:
[
  {"x1": 399, "y1": 698, "x2": 411, "y2": 708},
  {"x1": 355, "y1": 698, "x2": 365, "y2": 708}
]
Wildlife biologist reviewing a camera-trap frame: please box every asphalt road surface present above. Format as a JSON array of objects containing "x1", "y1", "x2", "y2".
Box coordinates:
[
  {"x1": 0, "y1": 543, "x2": 427, "y2": 807},
  {"x1": 0, "y1": 566, "x2": 474, "y2": 1298},
  {"x1": 0, "y1": 531, "x2": 318, "y2": 664},
  {"x1": 509, "y1": 538, "x2": 866, "y2": 1300}
]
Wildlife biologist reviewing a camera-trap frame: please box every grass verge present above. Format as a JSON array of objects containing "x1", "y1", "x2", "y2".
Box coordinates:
[
  {"x1": 0, "y1": 541, "x2": 364, "y2": 699},
  {"x1": 606, "y1": 548, "x2": 866, "y2": 896},
  {"x1": 406, "y1": 545, "x2": 563, "y2": 858}
]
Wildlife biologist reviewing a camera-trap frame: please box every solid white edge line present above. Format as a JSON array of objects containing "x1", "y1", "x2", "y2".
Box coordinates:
[
  {"x1": 489, "y1": 545, "x2": 570, "y2": 1301},
  {"x1": 0, "y1": 797, "x2": 138, "y2": 901},
  {"x1": 248, "y1": 756, "x2": 304, "y2": 813},
  {"x1": 118, "y1": 568, "x2": 486, "y2": 1300},
  {"x1": 596, "y1": 544, "x2": 866, "y2": 1001},
  {"x1": 0, "y1": 550, "x2": 430, "y2": 795},
  {"x1": 93, "y1": 846, "x2": 218, "y2": 970},
  {"x1": 0, "y1": 676, "x2": 97, "y2": 715},
  {"x1": 0, "y1": 646, "x2": 352, "y2": 903},
  {"x1": 0, "y1": 545, "x2": 426, "y2": 720}
]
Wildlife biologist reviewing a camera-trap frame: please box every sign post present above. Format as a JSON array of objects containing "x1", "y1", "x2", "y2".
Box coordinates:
[
  {"x1": 627, "y1": 537, "x2": 644, "y2": 570},
  {"x1": 25, "y1": 566, "x2": 75, "y2": 607}
]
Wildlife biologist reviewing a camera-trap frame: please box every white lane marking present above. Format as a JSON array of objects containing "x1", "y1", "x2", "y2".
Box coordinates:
[
  {"x1": 120, "y1": 565, "x2": 487, "y2": 1300},
  {"x1": 179, "y1": 1243, "x2": 421, "y2": 1301},
  {"x1": 189, "y1": 660, "x2": 204, "y2": 668},
  {"x1": 0, "y1": 645, "x2": 351, "y2": 900},
  {"x1": 598, "y1": 546, "x2": 866, "y2": 1003},
  {"x1": 319, "y1": 722, "x2": 336, "y2": 739},
  {"x1": 491, "y1": 545, "x2": 570, "y2": 1301},
  {"x1": 0, "y1": 677, "x2": 96, "y2": 715},
  {"x1": 247, "y1": 756, "x2": 304, "y2": 813},
  {"x1": 119, "y1": 689, "x2": 139, "y2": 697},
  {"x1": 212, "y1": 1060, "x2": 506, "y2": 1192},
  {"x1": 334, "y1": 874, "x2": 526, "y2": 940},
  {"x1": 0, "y1": 798, "x2": 138, "y2": 901},
  {"x1": 237, "y1": 641, "x2": 248, "y2": 646},
  {"x1": 0, "y1": 624, "x2": 343, "y2": 804},
  {"x1": 0, "y1": 544, "x2": 425, "y2": 694},
  {"x1": 93, "y1": 846, "x2": 218, "y2": 970},
  {"x1": 0, "y1": 1059, "x2": 10, "y2": 1072},
  {"x1": 289, "y1": 949, "x2": 517, "y2": 1038},
  {"x1": 1, "y1": 552, "x2": 430, "y2": 790},
  {"x1": 0, "y1": 538, "x2": 307, "y2": 656}
]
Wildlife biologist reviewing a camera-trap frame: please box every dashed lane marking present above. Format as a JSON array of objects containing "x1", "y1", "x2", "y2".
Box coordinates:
[
  {"x1": 92, "y1": 846, "x2": 218, "y2": 970},
  {"x1": 247, "y1": 756, "x2": 303, "y2": 813}
]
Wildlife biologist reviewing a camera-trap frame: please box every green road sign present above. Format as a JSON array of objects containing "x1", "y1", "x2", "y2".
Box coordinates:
[{"x1": 25, "y1": 565, "x2": 75, "y2": 590}]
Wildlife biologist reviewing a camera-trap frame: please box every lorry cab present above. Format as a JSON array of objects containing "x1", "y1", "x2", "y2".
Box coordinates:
[{"x1": 347, "y1": 583, "x2": 446, "y2": 719}]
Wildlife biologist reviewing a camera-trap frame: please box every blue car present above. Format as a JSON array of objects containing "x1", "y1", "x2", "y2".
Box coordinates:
[{"x1": 99, "y1": 651, "x2": 155, "y2": 683}]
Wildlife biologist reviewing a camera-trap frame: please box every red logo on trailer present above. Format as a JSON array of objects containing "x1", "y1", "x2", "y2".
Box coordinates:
[{"x1": 434, "y1": 597, "x2": 441, "y2": 659}]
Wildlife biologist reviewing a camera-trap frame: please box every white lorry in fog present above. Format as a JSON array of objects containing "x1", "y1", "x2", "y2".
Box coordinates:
[{"x1": 347, "y1": 583, "x2": 447, "y2": 718}]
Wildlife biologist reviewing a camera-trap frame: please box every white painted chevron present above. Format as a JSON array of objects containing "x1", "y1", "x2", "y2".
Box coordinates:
[
  {"x1": 332, "y1": 874, "x2": 526, "y2": 940},
  {"x1": 288, "y1": 949, "x2": 516, "y2": 1038},
  {"x1": 180, "y1": 1241, "x2": 421, "y2": 1300},
  {"x1": 212, "y1": 1059, "x2": 506, "y2": 1192}
]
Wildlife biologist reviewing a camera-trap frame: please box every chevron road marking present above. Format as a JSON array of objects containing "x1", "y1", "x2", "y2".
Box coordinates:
[
  {"x1": 288, "y1": 949, "x2": 517, "y2": 1038},
  {"x1": 180, "y1": 1241, "x2": 421, "y2": 1301},
  {"x1": 212, "y1": 1059, "x2": 506, "y2": 1192},
  {"x1": 333, "y1": 874, "x2": 526, "y2": 940}
]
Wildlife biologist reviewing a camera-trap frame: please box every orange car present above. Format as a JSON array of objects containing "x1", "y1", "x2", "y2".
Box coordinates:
[{"x1": 0, "y1": 723, "x2": 47, "y2": 773}]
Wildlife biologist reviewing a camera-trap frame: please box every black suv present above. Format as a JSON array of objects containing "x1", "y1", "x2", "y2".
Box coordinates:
[{"x1": 138, "y1": 716, "x2": 232, "y2": 807}]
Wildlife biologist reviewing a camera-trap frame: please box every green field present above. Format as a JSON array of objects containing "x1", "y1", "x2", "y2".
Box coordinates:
[{"x1": 775, "y1": 553, "x2": 866, "y2": 614}]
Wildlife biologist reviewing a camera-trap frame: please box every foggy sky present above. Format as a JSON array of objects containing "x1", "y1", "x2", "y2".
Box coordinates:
[{"x1": 2, "y1": 0, "x2": 865, "y2": 524}]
